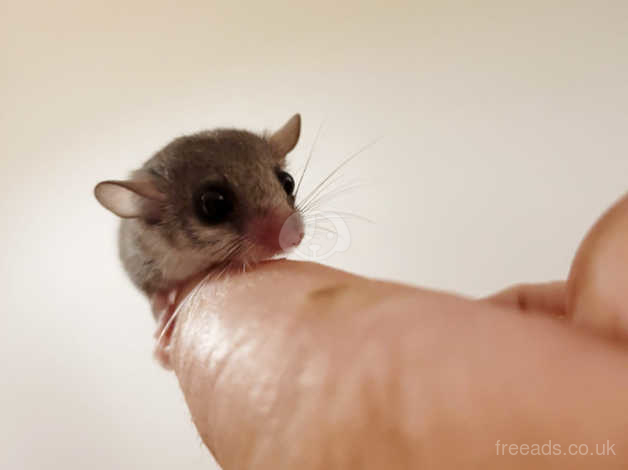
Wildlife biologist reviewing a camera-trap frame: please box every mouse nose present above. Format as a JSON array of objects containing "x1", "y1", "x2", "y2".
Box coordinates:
[
  {"x1": 280, "y1": 214, "x2": 305, "y2": 248},
  {"x1": 247, "y1": 209, "x2": 304, "y2": 252}
]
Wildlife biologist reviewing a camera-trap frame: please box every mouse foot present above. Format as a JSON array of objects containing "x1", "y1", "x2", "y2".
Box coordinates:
[{"x1": 151, "y1": 289, "x2": 179, "y2": 370}]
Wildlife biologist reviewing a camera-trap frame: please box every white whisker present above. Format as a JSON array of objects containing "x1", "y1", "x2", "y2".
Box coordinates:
[
  {"x1": 295, "y1": 119, "x2": 325, "y2": 199},
  {"x1": 297, "y1": 137, "x2": 381, "y2": 210},
  {"x1": 301, "y1": 180, "x2": 368, "y2": 214},
  {"x1": 156, "y1": 270, "x2": 212, "y2": 345}
]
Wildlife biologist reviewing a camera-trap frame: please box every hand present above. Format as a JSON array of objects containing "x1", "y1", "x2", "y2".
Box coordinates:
[{"x1": 161, "y1": 193, "x2": 628, "y2": 469}]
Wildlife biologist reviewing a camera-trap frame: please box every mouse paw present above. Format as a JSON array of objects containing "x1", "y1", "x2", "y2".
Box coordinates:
[{"x1": 151, "y1": 288, "x2": 179, "y2": 370}]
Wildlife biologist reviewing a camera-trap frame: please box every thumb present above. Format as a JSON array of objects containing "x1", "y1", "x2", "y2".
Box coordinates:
[{"x1": 567, "y1": 192, "x2": 628, "y2": 340}]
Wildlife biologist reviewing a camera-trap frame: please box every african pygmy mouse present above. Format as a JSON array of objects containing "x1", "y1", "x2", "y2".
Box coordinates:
[{"x1": 94, "y1": 114, "x2": 305, "y2": 334}]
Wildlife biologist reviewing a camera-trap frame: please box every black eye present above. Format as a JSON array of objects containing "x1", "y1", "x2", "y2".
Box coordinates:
[
  {"x1": 195, "y1": 186, "x2": 234, "y2": 225},
  {"x1": 276, "y1": 170, "x2": 295, "y2": 196}
]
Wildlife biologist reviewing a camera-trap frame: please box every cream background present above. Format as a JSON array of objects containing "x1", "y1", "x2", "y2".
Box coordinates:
[{"x1": 2, "y1": 1, "x2": 627, "y2": 469}]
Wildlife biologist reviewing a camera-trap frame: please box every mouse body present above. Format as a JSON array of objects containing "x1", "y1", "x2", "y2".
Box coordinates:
[{"x1": 95, "y1": 114, "x2": 305, "y2": 326}]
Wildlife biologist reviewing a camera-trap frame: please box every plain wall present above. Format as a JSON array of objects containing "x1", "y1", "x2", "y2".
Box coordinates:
[{"x1": 2, "y1": 1, "x2": 627, "y2": 468}]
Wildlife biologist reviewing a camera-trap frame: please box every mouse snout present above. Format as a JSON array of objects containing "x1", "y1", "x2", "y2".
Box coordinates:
[
  {"x1": 279, "y1": 211, "x2": 305, "y2": 249},
  {"x1": 247, "y1": 209, "x2": 304, "y2": 253}
]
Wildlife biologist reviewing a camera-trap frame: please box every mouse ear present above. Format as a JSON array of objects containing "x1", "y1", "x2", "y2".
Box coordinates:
[
  {"x1": 269, "y1": 113, "x2": 301, "y2": 159},
  {"x1": 94, "y1": 177, "x2": 166, "y2": 219}
]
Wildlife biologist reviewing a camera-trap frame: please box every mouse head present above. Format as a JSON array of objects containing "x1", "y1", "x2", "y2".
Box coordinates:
[{"x1": 95, "y1": 114, "x2": 304, "y2": 269}]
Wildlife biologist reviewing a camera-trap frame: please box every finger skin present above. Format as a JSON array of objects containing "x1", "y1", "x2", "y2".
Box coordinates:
[
  {"x1": 567, "y1": 192, "x2": 628, "y2": 340},
  {"x1": 484, "y1": 281, "x2": 567, "y2": 316},
  {"x1": 170, "y1": 260, "x2": 628, "y2": 470}
]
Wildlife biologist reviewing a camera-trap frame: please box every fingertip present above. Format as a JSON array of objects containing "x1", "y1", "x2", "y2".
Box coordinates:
[{"x1": 567, "y1": 192, "x2": 628, "y2": 340}]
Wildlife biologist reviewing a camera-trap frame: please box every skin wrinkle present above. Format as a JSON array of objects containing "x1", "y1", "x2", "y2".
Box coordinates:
[
  {"x1": 197, "y1": 323, "x2": 230, "y2": 464},
  {"x1": 197, "y1": 282, "x2": 243, "y2": 467},
  {"x1": 248, "y1": 356, "x2": 303, "y2": 467},
  {"x1": 283, "y1": 334, "x2": 355, "y2": 468},
  {"x1": 181, "y1": 275, "x2": 284, "y2": 469},
  {"x1": 330, "y1": 326, "x2": 415, "y2": 468},
  {"x1": 170, "y1": 279, "x2": 223, "y2": 460},
  {"x1": 247, "y1": 282, "x2": 340, "y2": 468},
  {"x1": 252, "y1": 341, "x2": 319, "y2": 467},
  {"x1": 224, "y1": 328, "x2": 279, "y2": 469},
  {"x1": 252, "y1": 297, "x2": 414, "y2": 468}
]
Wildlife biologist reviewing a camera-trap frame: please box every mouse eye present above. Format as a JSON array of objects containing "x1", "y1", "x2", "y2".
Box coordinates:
[
  {"x1": 195, "y1": 186, "x2": 234, "y2": 225},
  {"x1": 276, "y1": 170, "x2": 295, "y2": 196}
]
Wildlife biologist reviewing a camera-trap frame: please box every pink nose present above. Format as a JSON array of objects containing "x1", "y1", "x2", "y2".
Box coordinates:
[
  {"x1": 248, "y1": 210, "x2": 304, "y2": 252},
  {"x1": 281, "y1": 218, "x2": 305, "y2": 247}
]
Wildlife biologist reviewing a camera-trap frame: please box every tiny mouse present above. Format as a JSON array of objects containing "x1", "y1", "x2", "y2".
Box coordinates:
[{"x1": 95, "y1": 114, "x2": 305, "y2": 365}]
